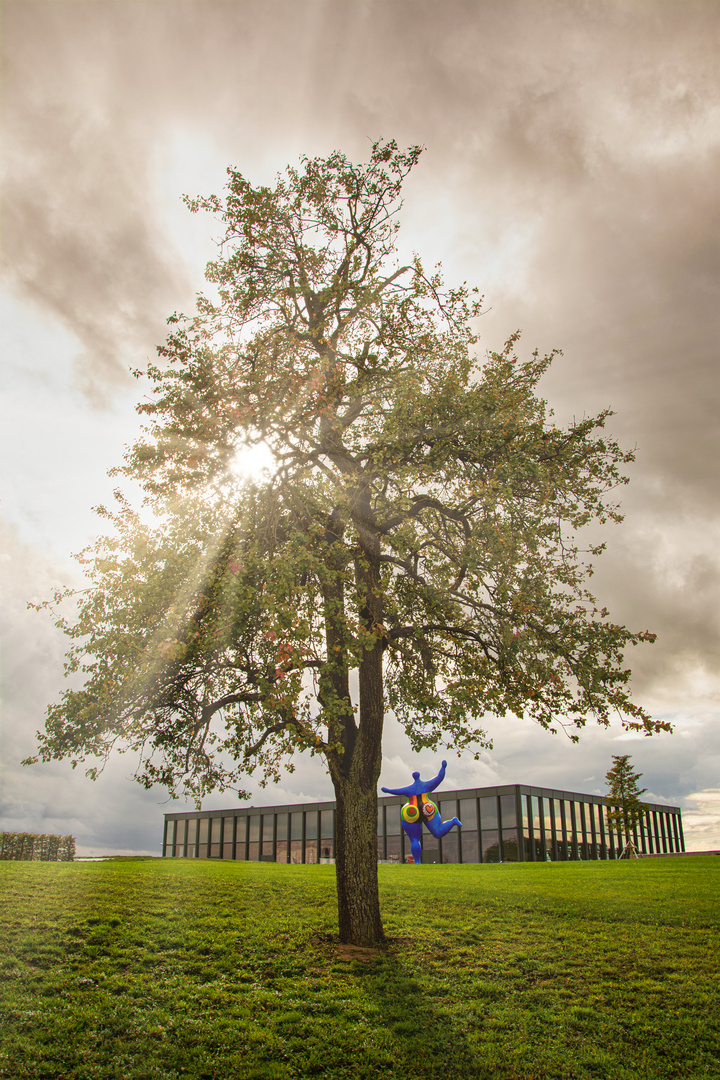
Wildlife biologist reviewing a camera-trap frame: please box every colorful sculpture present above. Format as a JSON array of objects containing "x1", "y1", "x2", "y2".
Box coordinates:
[{"x1": 381, "y1": 760, "x2": 462, "y2": 865}]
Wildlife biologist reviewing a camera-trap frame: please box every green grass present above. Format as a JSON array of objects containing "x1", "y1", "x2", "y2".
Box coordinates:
[{"x1": 0, "y1": 858, "x2": 718, "y2": 1079}]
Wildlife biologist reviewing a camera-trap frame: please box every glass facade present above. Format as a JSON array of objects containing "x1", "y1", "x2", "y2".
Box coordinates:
[{"x1": 163, "y1": 785, "x2": 684, "y2": 864}]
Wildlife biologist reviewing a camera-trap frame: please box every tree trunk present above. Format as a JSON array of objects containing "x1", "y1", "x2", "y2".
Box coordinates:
[
  {"x1": 329, "y1": 627, "x2": 386, "y2": 945},
  {"x1": 332, "y1": 773, "x2": 385, "y2": 945},
  {"x1": 327, "y1": 502, "x2": 386, "y2": 946}
]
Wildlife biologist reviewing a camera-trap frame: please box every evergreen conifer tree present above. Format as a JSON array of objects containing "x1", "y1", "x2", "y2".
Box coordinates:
[{"x1": 604, "y1": 754, "x2": 648, "y2": 856}]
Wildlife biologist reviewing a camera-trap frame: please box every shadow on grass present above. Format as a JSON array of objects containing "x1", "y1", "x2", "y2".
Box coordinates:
[{"x1": 348, "y1": 939, "x2": 490, "y2": 1080}]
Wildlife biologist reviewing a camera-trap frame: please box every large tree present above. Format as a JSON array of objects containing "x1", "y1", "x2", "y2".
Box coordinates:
[{"x1": 28, "y1": 142, "x2": 667, "y2": 944}]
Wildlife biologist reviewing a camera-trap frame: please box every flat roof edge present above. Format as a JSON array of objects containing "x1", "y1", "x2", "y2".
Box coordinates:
[{"x1": 163, "y1": 783, "x2": 682, "y2": 819}]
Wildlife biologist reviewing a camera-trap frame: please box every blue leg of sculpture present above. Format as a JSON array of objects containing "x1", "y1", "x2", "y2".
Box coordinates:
[
  {"x1": 401, "y1": 821, "x2": 423, "y2": 864},
  {"x1": 424, "y1": 814, "x2": 463, "y2": 840}
]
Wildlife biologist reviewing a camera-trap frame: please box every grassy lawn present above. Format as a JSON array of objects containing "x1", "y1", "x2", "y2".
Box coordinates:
[{"x1": 0, "y1": 857, "x2": 718, "y2": 1079}]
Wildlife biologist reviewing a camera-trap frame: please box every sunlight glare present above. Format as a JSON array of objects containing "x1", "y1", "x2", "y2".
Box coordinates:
[{"x1": 230, "y1": 441, "x2": 276, "y2": 481}]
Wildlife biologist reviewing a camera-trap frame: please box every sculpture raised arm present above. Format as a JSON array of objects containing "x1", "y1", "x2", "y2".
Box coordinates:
[{"x1": 380, "y1": 761, "x2": 448, "y2": 797}]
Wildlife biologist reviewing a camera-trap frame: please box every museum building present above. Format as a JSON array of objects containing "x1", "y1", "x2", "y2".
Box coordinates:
[{"x1": 162, "y1": 783, "x2": 684, "y2": 863}]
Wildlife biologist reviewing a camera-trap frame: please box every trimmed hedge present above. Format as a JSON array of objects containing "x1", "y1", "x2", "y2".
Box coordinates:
[{"x1": 0, "y1": 832, "x2": 75, "y2": 861}]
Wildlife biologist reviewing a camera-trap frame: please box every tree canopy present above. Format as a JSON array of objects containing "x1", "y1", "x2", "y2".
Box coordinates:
[{"x1": 28, "y1": 141, "x2": 666, "y2": 943}]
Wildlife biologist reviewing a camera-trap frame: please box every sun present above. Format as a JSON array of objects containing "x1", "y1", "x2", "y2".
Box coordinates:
[{"x1": 229, "y1": 441, "x2": 276, "y2": 481}]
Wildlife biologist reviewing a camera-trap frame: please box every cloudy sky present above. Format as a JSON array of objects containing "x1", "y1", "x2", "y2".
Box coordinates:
[{"x1": 1, "y1": 0, "x2": 719, "y2": 855}]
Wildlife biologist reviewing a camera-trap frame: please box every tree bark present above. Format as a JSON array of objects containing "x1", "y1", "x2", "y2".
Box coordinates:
[
  {"x1": 327, "y1": 497, "x2": 386, "y2": 946},
  {"x1": 332, "y1": 768, "x2": 384, "y2": 945}
]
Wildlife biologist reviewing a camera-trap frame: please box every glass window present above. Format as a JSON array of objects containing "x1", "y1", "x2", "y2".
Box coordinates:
[
  {"x1": 262, "y1": 816, "x2": 274, "y2": 842},
  {"x1": 672, "y1": 814, "x2": 681, "y2": 852},
  {"x1": 290, "y1": 840, "x2": 303, "y2": 864},
  {"x1": 235, "y1": 817, "x2": 247, "y2": 843},
  {"x1": 642, "y1": 811, "x2": 652, "y2": 853},
  {"x1": 583, "y1": 803, "x2": 597, "y2": 858},
  {"x1": 544, "y1": 800, "x2": 553, "y2": 843},
  {"x1": 276, "y1": 842, "x2": 289, "y2": 863},
  {"x1": 502, "y1": 829, "x2": 519, "y2": 862},
  {"x1": 305, "y1": 813, "x2": 318, "y2": 840},
  {"x1": 576, "y1": 803, "x2": 588, "y2": 858},
  {"x1": 198, "y1": 819, "x2": 209, "y2": 844},
  {"x1": 479, "y1": 796, "x2": 498, "y2": 830},
  {"x1": 249, "y1": 816, "x2": 260, "y2": 843},
  {"x1": 440, "y1": 800, "x2": 457, "y2": 823},
  {"x1": 304, "y1": 840, "x2": 318, "y2": 864},
  {"x1": 276, "y1": 814, "x2": 288, "y2": 842},
  {"x1": 386, "y1": 806, "x2": 401, "y2": 835},
  {"x1": 211, "y1": 819, "x2": 221, "y2": 844},
  {"x1": 174, "y1": 819, "x2": 186, "y2": 857},
  {"x1": 197, "y1": 844, "x2": 208, "y2": 859},
  {"x1": 461, "y1": 831, "x2": 479, "y2": 863},
  {"x1": 441, "y1": 831, "x2": 459, "y2": 863},
  {"x1": 385, "y1": 835, "x2": 401, "y2": 863},
  {"x1": 422, "y1": 832, "x2": 439, "y2": 862},
  {"x1": 665, "y1": 812, "x2": 673, "y2": 848},
  {"x1": 223, "y1": 817, "x2": 235, "y2": 844},
  {"x1": 555, "y1": 800, "x2": 564, "y2": 834},
  {"x1": 321, "y1": 810, "x2": 334, "y2": 839},
  {"x1": 499, "y1": 795, "x2": 516, "y2": 829},
  {"x1": 291, "y1": 812, "x2": 303, "y2": 840},
  {"x1": 187, "y1": 819, "x2": 198, "y2": 846},
  {"x1": 320, "y1": 840, "x2": 334, "y2": 861},
  {"x1": 248, "y1": 842, "x2": 260, "y2": 861},
  {"x1": 555, "y1": 801, "x2": 567, "y2": 859},
  {"x1": 460, "y1": 799, "x2": 477, "y2": 830},
  {"x1": 482, "y1": 830, "x2": 500, "y2": 863},
  {"x1": 531, "y1": 796, "x2": 541, "y2": 835},
  {"x1": 377, "y1": 806, "x2": 385, "y2": 837}
]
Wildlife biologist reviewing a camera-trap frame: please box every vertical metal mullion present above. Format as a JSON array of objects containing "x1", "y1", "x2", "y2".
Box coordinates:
[
  {"x1": 437, "y1": 799, "x2": 443, "y2": 864},
  {"x1": 516, "y1": 789, "x2": 525, "y2": 863},
  {"x1": 538, "y1": 797, "x2": 546, "y2": 860},
  {"x1": 476, "y1": 797, "x2": 482, "y2": 863},
  {"x1": 496, "y1": 794, "x2": 504, "y2": 862},
  {"x1": 550, "y1": 798, "x2": 558, "y2": 860}
]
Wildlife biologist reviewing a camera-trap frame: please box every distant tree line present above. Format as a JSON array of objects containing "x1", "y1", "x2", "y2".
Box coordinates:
[{"x1": 0, "y1": 832, "x2": 75, "y2": 861}]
